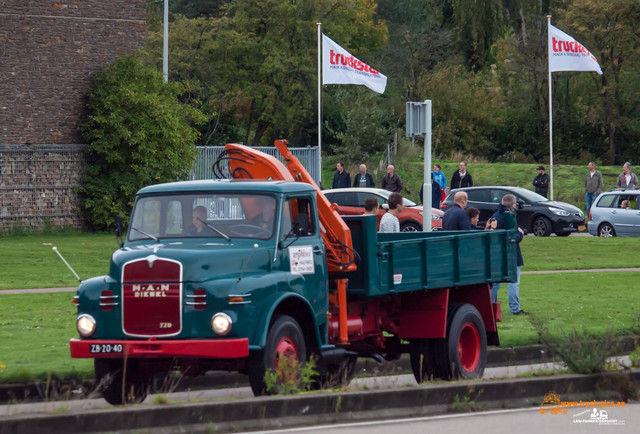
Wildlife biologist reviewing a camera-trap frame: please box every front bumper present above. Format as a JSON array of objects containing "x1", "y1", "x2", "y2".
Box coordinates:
[{"x1": 70, "y1": 338, "x2": 249, "y2": 359}]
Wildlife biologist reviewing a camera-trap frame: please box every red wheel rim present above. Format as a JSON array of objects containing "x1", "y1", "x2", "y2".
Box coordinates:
[
  {"x1": 458, "y1": 322, "x2": 480, "y2": 372},
  {"x1": 274, "y1": 335, "x2": 299, "y2": 369}
]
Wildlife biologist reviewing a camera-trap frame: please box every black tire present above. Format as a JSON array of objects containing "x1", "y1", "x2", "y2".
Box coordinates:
[
  {"x1": 432, "y1": 303, "x2": 487, "y2": 380},
  {"x1": 409, "y1": 338, "x2": 437, "y2": 383},
  {"x1": 94, "y1": 358, "x2": 149, "y2": 406},
  {"x1": 401, "y1": 221, "x2": 422, "y2": 232},
  {"x1": 598, "y1": 223, "x2": 616, "y2": 237},
  {"x1": 247, "y1": 315, "x2": 307, "y2": 396},
  {"x1": 316, "y1": 355, "x2": 357, "y2": 389},
  {"x1": 532, "y1": 217, "x2": 552, "y2": 237}
]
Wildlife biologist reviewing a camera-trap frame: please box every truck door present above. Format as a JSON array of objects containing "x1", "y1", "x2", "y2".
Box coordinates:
[{"x1": 279, "y1": 196, "x2": 328, "y2": 318}]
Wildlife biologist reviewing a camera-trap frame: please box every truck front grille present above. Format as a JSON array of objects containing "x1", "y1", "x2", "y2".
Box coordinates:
[{"x1": 121, "y1": 256, "x2": 183, "y2": 337}]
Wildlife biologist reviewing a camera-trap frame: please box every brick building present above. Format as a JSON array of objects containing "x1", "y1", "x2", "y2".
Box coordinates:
[{"x1": 0, "y1": 0, "x2": 146, "y2": 230}]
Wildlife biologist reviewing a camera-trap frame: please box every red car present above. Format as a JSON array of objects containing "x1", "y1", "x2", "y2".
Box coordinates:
[{"x1": 323, "y1": 188, "x2": 443, "y2": 231}]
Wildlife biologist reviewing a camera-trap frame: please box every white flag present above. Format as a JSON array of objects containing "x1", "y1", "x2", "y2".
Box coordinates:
[
  {"x1": 548, "y1": 24, "x2": 602, "y2": 75},
  {"x1": 322, "y1": 34, "x2": 387, "y2": 94}
]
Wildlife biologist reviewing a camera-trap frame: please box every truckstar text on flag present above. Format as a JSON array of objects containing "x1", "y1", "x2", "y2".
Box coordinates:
[
  {"x1": 322, "y1": 34, "x2": 387, "y2": 94},
  {"x1": 548, "y1": 24, "x2": 602, "y2": 75}
]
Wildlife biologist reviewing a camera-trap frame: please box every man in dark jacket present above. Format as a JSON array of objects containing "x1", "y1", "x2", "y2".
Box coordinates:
[
  {"x1": 489, "y1": 194, "x2": 527, "y2": 315},
  {"x1": 331, "y1": 162, "x2": 350, "y2": 189},
  {"x1": 532, "y1": 166, "x2": 550, "y2": 197},
  {"x1": 353, "y1": 164, "x2": 375, "y2": 188},
  {"x1": 450, "y1": 161, "x2": 473, "y2": 189},
  {"x1": 381, "y1": 165, "x2": 402, "y2": 193},
  {"x1": 442, "y1": 191, "x2": 471, "y2": 230}
]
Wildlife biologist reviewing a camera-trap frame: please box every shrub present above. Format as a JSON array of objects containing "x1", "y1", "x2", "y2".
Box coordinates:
[
  {"x1": 264, "y1": 355, "x2": 318, "y2": 395},
  {"x1": 79, "y1": 55, "x2": 209, "y2": 230}
]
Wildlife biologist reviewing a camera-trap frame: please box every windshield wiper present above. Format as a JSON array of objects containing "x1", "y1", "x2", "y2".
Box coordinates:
[
  {"x1": 130, "y1": 227, "x2": 159, "y2": 242},
  {"x1": 198, "y1": 218, "x2": 231, "y2": 241}
]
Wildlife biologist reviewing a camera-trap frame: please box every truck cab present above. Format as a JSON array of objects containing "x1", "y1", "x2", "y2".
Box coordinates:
[{"x1": 71, "y1": 180, "x2": 331, "y2": 403}]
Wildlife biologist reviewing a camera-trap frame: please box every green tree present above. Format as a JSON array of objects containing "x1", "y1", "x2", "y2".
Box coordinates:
[
  {"x1": 145, "y1": 0, "x2": 388, "y2": 148},
  {"x1": 557, "y1": 0, "x2": 640, "y2": 164},
  {"x1": 80, "y1": 56, "x2": 208, "y2": 229}
]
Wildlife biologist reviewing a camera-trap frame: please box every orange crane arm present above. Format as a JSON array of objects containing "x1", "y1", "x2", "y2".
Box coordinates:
[{"x1": 217, "y1": 140, "x2": 357, "y2": 274}]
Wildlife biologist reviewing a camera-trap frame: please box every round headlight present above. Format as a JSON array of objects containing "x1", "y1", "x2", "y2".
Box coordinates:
[
  {"x1": 211, "y1": 312, "x2": 232, "y2": 335},
  {"x1": 77, "y1": 314, "x2": 96, "y2": 337}
]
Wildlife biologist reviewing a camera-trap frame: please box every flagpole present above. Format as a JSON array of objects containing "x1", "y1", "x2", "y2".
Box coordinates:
[
  {"x1": 547, "y1": 15, "x2": 554, "y2": 201},
  {"x1": 317, "y1": 22, "x2": 322, "y2": 186}
]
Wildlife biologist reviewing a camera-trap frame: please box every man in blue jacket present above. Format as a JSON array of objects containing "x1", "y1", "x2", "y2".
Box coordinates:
[
  {"x1": 489, "y1": 194, "x2": 528, "y2": 315},
  {"x1": 332, "y1": 162, "x2": 351, "y2": 189},
  {"x1": 442, "y1": 191, "x2": 471, "y2": 230}
]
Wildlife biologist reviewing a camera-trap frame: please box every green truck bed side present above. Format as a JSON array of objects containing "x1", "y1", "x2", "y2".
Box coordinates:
[{"x1": 342, "y1": 214, "x2": 518, "y2": 297}]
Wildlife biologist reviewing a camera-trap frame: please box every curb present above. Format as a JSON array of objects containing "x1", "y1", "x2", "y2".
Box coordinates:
[
  {"x1": 2, "y1": 370, "x2": 639, "y2": 434},
  {"x1": 2, "y1": 337, "x2": 636, "y2": 405}
]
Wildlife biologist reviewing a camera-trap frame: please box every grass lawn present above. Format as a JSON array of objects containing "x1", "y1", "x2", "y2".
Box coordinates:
[
  {"x1": 1, "y1": 272, "x2": 638, "y2": 382},
  {"x1": 1, "y1": 232, "x2": 639, "y2": 290}
]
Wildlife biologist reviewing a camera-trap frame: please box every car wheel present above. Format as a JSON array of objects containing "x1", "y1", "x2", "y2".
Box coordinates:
[
  {"x1": 532, "y1": 217, "x2": 552, "y2": 237},
  {"x1": 400, "y1": 221, "x2": 422, "y2": 232},
  {"x1": 598, "y1": 223, "x2": 615, "y2": 237}
]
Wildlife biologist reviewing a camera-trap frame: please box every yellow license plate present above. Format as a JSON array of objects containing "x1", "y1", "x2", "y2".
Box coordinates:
[{"x1": 578, "y1": 225, "x2": 586, "y2": 231}]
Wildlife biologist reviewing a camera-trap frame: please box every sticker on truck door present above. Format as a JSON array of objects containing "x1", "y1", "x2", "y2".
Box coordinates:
[{"x1": 288, "y1": 246, "x2": 315, "y2": 274}]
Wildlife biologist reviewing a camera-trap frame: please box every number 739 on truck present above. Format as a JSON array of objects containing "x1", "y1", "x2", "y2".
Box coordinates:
[{"x1": 69, "y1": 140, "x2": 518, "y2": 405}]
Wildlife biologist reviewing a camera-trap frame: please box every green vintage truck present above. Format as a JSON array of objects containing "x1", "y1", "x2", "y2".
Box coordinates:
[{"x1": 70, "y1": 142, "x2": 517, "y2": 405}]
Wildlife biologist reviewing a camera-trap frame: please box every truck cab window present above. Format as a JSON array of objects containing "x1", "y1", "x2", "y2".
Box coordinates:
[{"x1": 282, "y1": 197, "x2": 315, "y2": 238}]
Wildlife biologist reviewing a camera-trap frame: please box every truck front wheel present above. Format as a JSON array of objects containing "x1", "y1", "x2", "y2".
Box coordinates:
[
  {"x1": 433, "y1": 303, "x2": 487, "y2": 380},
  {"x1": 94, "y1": 358, "x2": 149, "y2": 405},
  {"x1": 248, "y1": 315, "x2": 307, "y2": 396}
]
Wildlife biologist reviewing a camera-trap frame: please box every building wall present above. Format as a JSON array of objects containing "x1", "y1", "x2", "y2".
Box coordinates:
[{"x1": 0, "y1": 1, "x2": 146, "y2": 231}]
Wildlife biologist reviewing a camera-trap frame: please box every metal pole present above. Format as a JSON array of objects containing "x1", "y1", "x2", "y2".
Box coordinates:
[
  {"x1": 547, "y1": 15, "x2": 553, "y2": 200},
  {"x1": 423, "y1": 100, "x2": 432, "y2": 231},
  {"x1": 317, "y1": 23, "x2": 322, "y2": 186},
  {"x1": 163, "y1": 0, "x2": 169, "y2": 82}
]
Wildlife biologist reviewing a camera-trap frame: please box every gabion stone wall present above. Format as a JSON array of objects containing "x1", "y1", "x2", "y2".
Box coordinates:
[{"x1": 0, "y1": 145, "x2": 87, "y2": 231}]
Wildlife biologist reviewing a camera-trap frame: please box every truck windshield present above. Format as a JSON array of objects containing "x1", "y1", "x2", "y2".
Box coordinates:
[{"x1": 128, "y1": 193, "x2": 277, "y2": 241}]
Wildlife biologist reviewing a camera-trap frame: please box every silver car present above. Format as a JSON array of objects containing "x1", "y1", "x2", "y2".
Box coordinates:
[{"x1": 588, "y1": 190, "x2": 640, "y2": 237}]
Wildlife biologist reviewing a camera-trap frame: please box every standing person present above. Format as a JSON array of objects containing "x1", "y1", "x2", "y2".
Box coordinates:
[
  {"x1": 442, "y1": 191, "x2": 471, "y2": 230},
  {"x1": 381, "y1": 165, "x2": 402, "y2": 193},
  {"x1": 353, "y1": 164, "x2": 375, "y2": 188},
  {"x1": 585, "y1": 161, "x2": 604, "y2": 216},
  {"x1": 489, "y1": 194, "x2": 527, "y2": 315},
  {"x1": 331, "y1": 162, "x2": 351, "y2": 189},
  {"x1": 450, "y1": 162, "x2": 473, "y2": 189},
  {"x1": 432, "y1": 164, "x2": 447, "y2": 191},
  {"x1": 419, "y1": 173, "x2": 444, "y2": 209},
  {"x1": 532, "y1": 166, "x2": 550, "y2": 198},
  {"x1": 616, "y1": 162, "x2": 638, "y2": 190},
  {"x1": 379, "y1": 192, "x2": 403, "y2": 233},
  {"x1": 363, "y1": 197, "x2": 379, "y2": 215}
]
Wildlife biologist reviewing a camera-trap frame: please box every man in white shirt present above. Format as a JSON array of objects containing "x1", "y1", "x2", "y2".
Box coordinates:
[{"x1": 379, "y1": 193, "x2": 403, "y2": 233}]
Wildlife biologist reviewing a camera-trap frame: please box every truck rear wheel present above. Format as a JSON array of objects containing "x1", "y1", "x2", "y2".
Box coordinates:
[
  {"x1": 433, "y1": 303, "x2": 487, "y2": 380},
  {"x1": 316, "y1": 355, "x2": 357, "y2": 389},
  {"x1": 248, "y1": 315, "x2": 307, "y2": 396},
  {"x1": 409, "y1": 339, "x2": 437, "y2": 383},
  {"x1": 94, "y1": 358, "x2": 149, "y2": 405}
]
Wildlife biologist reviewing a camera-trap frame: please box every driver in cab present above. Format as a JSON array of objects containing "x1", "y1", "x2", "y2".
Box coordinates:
[{"x1": 249, "y1": 196, "x2": 276, "y2": 231}]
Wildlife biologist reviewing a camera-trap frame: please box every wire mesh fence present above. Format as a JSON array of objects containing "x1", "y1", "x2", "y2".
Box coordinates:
[
  {"x1": 0, "y1": 145, "x2": 320, "y2": 232},
  {"x1": 0, "y1": 145, "x2": 87, "y2": 232}
]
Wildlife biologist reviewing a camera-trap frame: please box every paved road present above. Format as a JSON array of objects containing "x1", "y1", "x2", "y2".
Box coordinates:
[{"x1": 251, "y1": 404, "x2": 638, "y2": 434}]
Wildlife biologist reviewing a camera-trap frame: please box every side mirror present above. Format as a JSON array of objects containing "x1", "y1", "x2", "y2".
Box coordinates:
[
  {"x1": 115, "y1": 215, "x2": 124, "y2": 247},
  {"x1": 381, "y1": 203, "x2": 389, "y2": 210}
]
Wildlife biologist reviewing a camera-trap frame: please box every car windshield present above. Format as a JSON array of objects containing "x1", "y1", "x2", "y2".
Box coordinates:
[
  {"x1": 376, "y1": 190, "x2": 417, "y2": 207},
  {"x1": 128, "y1": 193, "x2": 277, "y2": 241},
  {"x1": 511, "y1": 188, "x2": 548, "y2": 203}
]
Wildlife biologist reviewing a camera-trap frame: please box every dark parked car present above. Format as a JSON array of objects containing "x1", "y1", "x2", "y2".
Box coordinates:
[
  {"x1": 442, "y1": 186, "x2": 585, "y2": 236},
  {"x1": 323, "y1": 187, "x2": 443, "y2": 231}
]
